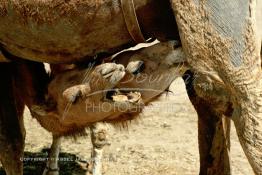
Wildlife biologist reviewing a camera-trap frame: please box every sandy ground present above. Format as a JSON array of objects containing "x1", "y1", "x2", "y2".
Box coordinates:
[{"x1": 0, "y1": 78, "x2": 254, "y2": 175}]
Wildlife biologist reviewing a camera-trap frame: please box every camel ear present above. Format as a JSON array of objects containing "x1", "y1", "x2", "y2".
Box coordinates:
[{"x1": 62, "y1": 84, "x2": 91, "y2": 103}]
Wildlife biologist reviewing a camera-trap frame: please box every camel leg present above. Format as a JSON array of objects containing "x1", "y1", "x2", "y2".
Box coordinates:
[
  {"x1": 0, "y1": 63, "x2": 25, "y2": 175},
  {"x1": 88, "y1": 123, "x2": 110, "y2": 175},
  {"x1": 1, "y1": 59, "x2": 49, "y2": 175},
  {"x1": 183, "y1": 72, "x2": 231, "y2": 175},
  {"x1": 1, "y1": 61, "x2": 57, "y2": 175},
  {"x1": 189, "y1": 98, "x2": 231, "y2": 175},
  {"x1": 172, "y1": 0, "x2": 262, "y2": 173},
  {"x1": 44, "y1": 123, "x2": 110, "y2": 175},
  {"x1": 42, "y1": 135, "x2": 62, "y2": 175}
]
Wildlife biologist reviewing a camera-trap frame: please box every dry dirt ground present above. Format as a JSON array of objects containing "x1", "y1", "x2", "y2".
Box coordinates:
[{"x1": 0, "y1": 78, "x2": 254, "y2": 175}]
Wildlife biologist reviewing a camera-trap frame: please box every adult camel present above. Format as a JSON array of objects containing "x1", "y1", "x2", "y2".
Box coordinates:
[{"x1": 0, "y1": 0, "x2": 261, "y2": 175}]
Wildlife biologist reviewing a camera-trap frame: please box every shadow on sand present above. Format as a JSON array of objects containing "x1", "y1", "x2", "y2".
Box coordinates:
[{"x1": 0, "y1": 148, "x2": 88, "y2": 175}]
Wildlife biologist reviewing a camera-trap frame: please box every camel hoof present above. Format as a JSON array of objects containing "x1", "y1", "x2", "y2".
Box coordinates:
[
  {"x1": 44, "y1": 172, "x2": 59, "y2": 175},
  {"x1": 42, "y1": 167, "x2": 59, "y2": 175}
]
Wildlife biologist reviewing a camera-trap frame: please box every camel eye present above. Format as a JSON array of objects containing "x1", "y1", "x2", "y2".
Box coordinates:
[
  {"x1": 126, "y1": 61, "x2": 145, "y2": 75},
  {"x1": 133, "y1": 62, "x2": 145, "y2": 75}
]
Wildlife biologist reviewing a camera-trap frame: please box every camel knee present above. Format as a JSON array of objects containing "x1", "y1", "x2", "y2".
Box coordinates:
[
  {"x1": 183, "y1": 70, "x2": 232, "y2": 175},
  {"x1": 90, "y1": 123, "x2": 111, "y2": 149}
]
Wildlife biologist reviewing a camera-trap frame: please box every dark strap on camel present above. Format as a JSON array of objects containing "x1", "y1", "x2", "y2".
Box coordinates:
[{"x1": 120, "y1": 0, "x2": 146, "y2": 43}]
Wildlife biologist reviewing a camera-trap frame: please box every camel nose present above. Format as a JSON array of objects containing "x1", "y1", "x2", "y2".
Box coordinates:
[{"x1": 126, "y1": 60, "x2": 145, "y2": 75}]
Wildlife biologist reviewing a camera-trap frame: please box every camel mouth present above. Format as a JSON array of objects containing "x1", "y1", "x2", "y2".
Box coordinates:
[{"x1": 105, "y1": 89, "x2": 143, "y2": 105}]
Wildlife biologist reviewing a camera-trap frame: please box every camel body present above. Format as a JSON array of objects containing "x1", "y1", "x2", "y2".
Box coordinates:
[
  {"x1": 0, "y1": 0, "x2": 262, "y2": 175},
  {"x1": 0, "y1": 0, "x2": 177, "y2": 63}
]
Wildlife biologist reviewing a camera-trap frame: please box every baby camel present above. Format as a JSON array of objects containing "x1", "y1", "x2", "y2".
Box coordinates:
[{"x1": 24, "y1": 41, "x2": 186, "y2": 175}]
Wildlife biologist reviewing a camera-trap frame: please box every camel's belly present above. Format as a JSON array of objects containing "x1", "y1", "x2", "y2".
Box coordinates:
[{"x1": 0, "y1": 0, "x2": 132, "y2": 63}]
